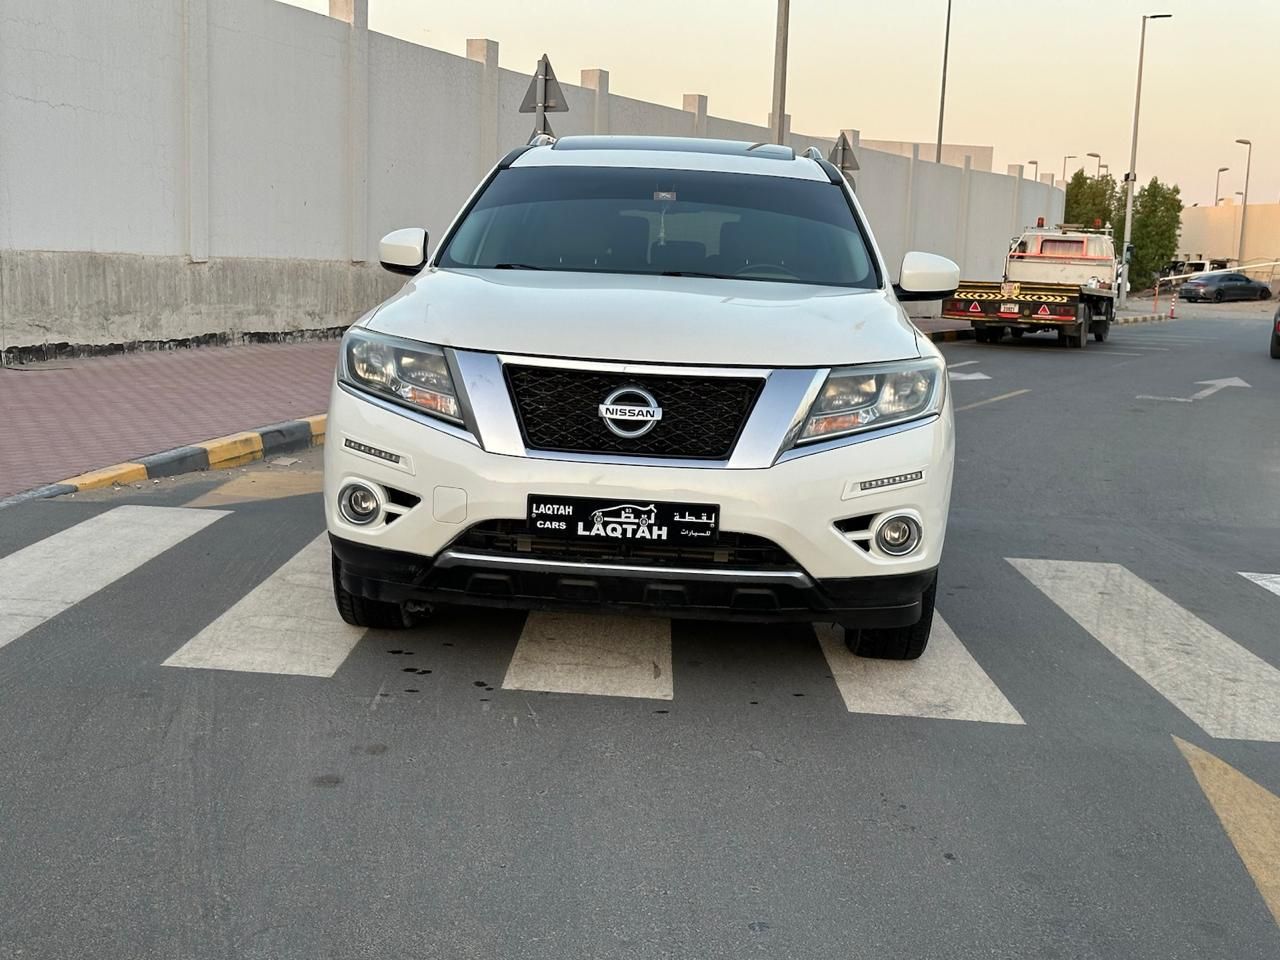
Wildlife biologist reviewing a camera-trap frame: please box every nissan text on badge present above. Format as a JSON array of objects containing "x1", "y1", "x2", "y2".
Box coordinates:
[{"x1": 325, "y1": 136, "x2": 959, "y2": 660}]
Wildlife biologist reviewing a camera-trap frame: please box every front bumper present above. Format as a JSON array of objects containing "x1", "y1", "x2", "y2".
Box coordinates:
[
  {"x1": 324, "y1": 372, "x2": 953, "y2": 623},
  {"x1": 332, "y1": 535, "x2": 937, "y2": 627}
]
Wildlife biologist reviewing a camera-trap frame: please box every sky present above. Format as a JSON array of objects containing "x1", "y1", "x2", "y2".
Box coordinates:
[{"x1": 286, "y1": 0, "x2": 1277, "y2": 208}]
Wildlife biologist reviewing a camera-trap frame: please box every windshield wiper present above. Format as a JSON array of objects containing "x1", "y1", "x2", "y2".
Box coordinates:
[
  {"x1": 491, "y1": 262, "x2": 545, "y2": 270},
  {"x1": 659, "y1": 270, "x2": 736, "y2": 280}
]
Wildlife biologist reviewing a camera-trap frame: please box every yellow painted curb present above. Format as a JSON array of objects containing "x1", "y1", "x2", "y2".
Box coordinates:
[
  {"x1": 63, "y1": 463, "x2": 148, "y2": 491},
  {"x1": 303, "y1": 414, "x2": 327, "y2": 442},
  {"x1": 198, "y1": 431, "x2": 265, "y2": 470}
]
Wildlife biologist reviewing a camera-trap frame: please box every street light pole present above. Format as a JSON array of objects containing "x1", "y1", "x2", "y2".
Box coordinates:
[
  {"x1": 935, "y1": 0, "x2": 952, "y2": 164},
  {"x1": 770, "y1": 0, "x2": 790, "y2": 145},
  {"x1": 1087, "y1": 152, "x2": 1102, "y2": 176},
  {"x1": 1236, "y1": 139, "x2": 1252, "y2": 265},
  {"x1": 1214, "y1": 166, "x2": 1229, "y2": 206},
  {"x1": 1120, "y1": 13, "x2": 1172, "y2": 306},
  {"x1": 1061, "y1": 154, "x2": 1076, "y2": 184},
  {"x1": 1027, "y1": 160, "x2": 1039, "y2": 182}
]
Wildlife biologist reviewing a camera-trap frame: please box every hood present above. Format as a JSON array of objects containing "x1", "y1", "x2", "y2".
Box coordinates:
[{"x1": 365, "y1": 268, "x2": 921, "y2": 367}]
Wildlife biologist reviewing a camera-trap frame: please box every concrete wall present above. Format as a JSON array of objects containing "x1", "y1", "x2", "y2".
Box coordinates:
[
  {"x1": 860, "y1": 140, "x2": 994, "y2": 173},
  {"x1": 0, "y1": 0, "x2": 1062, "y2": 356},
  {"x1": 1180, "y1": 201, "x2": 1280, "y2": 274}
]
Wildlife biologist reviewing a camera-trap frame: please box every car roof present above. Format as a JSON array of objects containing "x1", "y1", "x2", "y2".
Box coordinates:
[{"x1": 509, "y1": 136, "x2": 831, "y2": 181}]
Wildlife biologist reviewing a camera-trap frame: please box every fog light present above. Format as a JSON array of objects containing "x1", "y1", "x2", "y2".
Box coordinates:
[
  {"x1": 339, "y1": 482, "x2": 381, "y2": 525},
  {"x1": 875, "y1": 515, "x2": 921, "y2": 556}
]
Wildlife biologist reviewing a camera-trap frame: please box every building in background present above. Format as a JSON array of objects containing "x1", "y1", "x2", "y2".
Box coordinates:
[{"x1": 1179, "y1": 199, "x2": 1280, "y2": 279}]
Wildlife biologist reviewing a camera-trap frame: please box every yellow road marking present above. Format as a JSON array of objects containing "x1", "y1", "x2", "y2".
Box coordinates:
[
  {"x1": 184, "y1": 469, "x2": 324, "y2": 507},
  {"x1": 1174, "y1": 736, "x2": 1280, "y2": 927},
  {"x1": 955, "y1": 389, "x2": 1031, "y2": 412},
  {"x1": 63, "y1": 463, "x2": 148, "y2": 490}
]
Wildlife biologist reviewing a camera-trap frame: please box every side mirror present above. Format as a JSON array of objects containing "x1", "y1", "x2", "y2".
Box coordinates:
[
  {"x1": 379, "y1": 228, "x2": 428, "y2": 276},
  {"x1": 893, "y1": 251, "x2": 960, "y2": 302}
]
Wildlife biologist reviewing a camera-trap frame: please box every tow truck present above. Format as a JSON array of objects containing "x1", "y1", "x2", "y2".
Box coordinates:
[{"x1": 942, "y1": 221, "x2": 1119, "y2": 348}]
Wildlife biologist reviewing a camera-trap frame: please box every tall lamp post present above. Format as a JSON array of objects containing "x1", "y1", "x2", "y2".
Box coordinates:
[
  {"x1": 1214, "y1": 166, "x2": 1229, "y2": 206},
  {"x1": 1061, "y1": 154, "x2": 1076, "y2": 184},
  {"x1": 1236, "y1": 139, "x2": 1252, "y2": 265},
  {"x1": 1087, "y1": 152, "x2": 1102, "y2": 176},
  {"x1": 770, "y1": 0, "x2": 790, "y2": 145},
  {"x1": 1100, "y1": 163, "x2": 1110, "y2": 177},
  {"x1": 935, "y1": 0, "x2": 953, "y2": 163},
  {"x1": 1027, "y1": 160, "x2": 1039, "y2": 181},
  {"x1": 1120, "y1": 13, "x2": 1172, "y2": 305}
]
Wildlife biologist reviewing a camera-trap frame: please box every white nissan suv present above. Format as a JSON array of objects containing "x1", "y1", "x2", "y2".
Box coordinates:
[{"x1": 325, "y1": 136, "x2": 958, "y2": 660}]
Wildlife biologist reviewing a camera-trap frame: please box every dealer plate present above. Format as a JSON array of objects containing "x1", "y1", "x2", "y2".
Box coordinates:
[{"x1": 527, "y1": 495, "x2": 719, "y2": 545}]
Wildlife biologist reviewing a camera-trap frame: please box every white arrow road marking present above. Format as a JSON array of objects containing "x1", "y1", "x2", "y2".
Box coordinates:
[
  {"x1": 164, "y1": 534, "x2": 364, "y2": 677},
  {"x1": 0, "y1": 505, "x2": 228, "y2": 650},
  {"x1": 949, "y1": 371, "x2": 992, "y2": 381},
  {"x1": 1190, "y1": 377, "x2": 1251, "y2": 400},
  {"x1": 1010, "y1": 559, "x2": 1280, "y2": 742},
  {"x1": 817, "y1": 616, "x2": 1024, "y2": 725},
  {"x1": 503, "y1": 612, "x2": 673, "y2": 700},
  {"x1": 1240, "y1": 572, "x2": 1280, "y2": 599},
  {"x1": 1137, "y1": 377, "x2": 1250, "y2": 403}
]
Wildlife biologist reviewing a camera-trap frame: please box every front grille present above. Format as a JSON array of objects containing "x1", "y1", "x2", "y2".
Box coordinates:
[
  {"x1": 505, "y1": 364, "x2": 764, "y2": 459},
  {"x1": 452, "y1": 520, "x2": 801, "y2": 571}
]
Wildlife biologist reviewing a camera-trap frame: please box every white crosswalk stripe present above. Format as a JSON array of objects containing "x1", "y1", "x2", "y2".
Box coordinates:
[
  {"x1": 817, "y1": 615, "x2": 1024, "y2": 724},
  {"x1": 0, "y1": 505, "x2": 227, "y2": 650},
  {"x1": 1011, "y1": 558, "x2": 1280, "y2": 742},
  {"x1": 502, "y1": 611, "x2": 673, "y2": 700},
  {"x1": 164, "y1": 533, "x2": 365, "y2": 677},
  {"x1": 1240, "y1": 572, "x2": 1280, "y2": 600}
]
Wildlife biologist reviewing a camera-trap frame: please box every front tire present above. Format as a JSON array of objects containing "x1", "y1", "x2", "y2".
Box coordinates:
[
  {"x1": 842, "y1": 578, "x2": 937, "y2": 660},
  {"x1": 332, "y1": 552, "x2": 416, "y2": 629}
]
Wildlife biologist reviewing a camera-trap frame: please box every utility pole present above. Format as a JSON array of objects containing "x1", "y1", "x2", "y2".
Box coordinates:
[
  {"x1": 1214, "y1": 167, "x2": 1228, "y2": 206},
  {"x1": 770, "y1": 0, "x2": 790, "y2": 145},
  {"x1": 1120, "y1": 13, "x2": 1172, "y2": 305},
  {"x1": 1061, "y1": 155, "x2": 1075, "y2": 184},
  {"x1": 1236, "y1": 139, "x2": 1252, "y2": 265},
  {"x1": 935, "y1": 0, "x2": 952, "y2": 164}
]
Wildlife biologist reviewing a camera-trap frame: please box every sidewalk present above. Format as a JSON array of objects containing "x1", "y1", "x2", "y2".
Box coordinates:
[{"x1": 0, "y1": 341, "x2": 338, "y2": 500}]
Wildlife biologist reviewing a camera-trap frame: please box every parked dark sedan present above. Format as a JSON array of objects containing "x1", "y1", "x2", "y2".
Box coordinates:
[
  {"x1": 1271, "y1": 303, "x2": 1280, "y2": 358},
  {"x1": 1179, "y1": 272, "x2": 1273, "y2": 302}
]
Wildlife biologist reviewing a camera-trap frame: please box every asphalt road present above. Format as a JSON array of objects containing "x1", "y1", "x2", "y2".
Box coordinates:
[{"x1": 1, "y1": 302, "x2": 1278, "y2": 960}]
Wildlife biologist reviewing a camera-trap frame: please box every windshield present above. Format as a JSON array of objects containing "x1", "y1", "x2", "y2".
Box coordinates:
[{"x1": 437, "y1": 165, "x2": 879, "y2": 288}]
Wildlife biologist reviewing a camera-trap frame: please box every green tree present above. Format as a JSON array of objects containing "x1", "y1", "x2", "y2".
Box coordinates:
[
  {"x1": 1114, "y1": 177, "x2": 1183, "y2": 291},
  {"x1": 1063, "y1": 170, "x2": 1120, "y2": 230}
]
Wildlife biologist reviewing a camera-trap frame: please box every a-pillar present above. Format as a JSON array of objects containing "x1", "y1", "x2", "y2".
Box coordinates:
[
  {"x1": 581, "y1": 69, "x2": 610, "y2": 134},
  {"x1": 683, "y1": 94, "x2": 708, "y2": 137},
  {"x1": 467, "y1": 39, "x2": 500, "y2": 177}
]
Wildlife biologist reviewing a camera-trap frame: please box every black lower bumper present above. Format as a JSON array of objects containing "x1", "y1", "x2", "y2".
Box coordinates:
[{"x1": 331, "y1": 535, "x2": 936, "y2": 628}]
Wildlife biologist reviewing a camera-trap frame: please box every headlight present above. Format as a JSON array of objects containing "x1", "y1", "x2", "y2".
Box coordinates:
[
  {"x1": 340, "y1": 330, "x2": 463, "y2": 424},
  {"x1": 795, "y1": 357, "x2": 945, "y2": 444}
]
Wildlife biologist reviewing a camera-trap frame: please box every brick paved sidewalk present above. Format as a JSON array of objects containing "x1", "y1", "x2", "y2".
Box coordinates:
[{"x1": 0, "y1": 342, "x2": 339, "y2": 499}]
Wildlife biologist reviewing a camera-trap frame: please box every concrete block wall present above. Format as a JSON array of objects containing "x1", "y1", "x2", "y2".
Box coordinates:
[{"x1": 0, "y1": 0, "x2": 1063, "y2": 357}]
